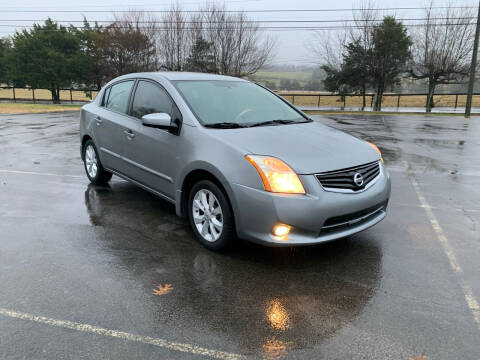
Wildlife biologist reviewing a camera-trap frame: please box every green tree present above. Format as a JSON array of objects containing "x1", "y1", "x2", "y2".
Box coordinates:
[
  {"x1": 321, "y1": 65, "x2": 350, "y2": 107},
  {"x1": 0, "y1": 38, "x2": 11, "y2": 84},
  {"x1": 322, "y1": 40, "x2": 371, "y2": 97},
  {"x1": 369, "y1": 17, "x2": 412, "y2": 111},
  {"x1": 342, "y1": 41, "x2": 370, "y2": 109},
  {"x1": 321, "y1": 65, "x2": 342, "y2": 93},
  {"x1": 75, "y1": 20, "x2": 106, "y2": 91},
  {"x1": 8, "y1": 19, "x2": 83, "y2": 103},
  {"x1": 184, "y1": 37, "x2": 216, "y2": 73},
  {"x1": 321, "y1": 40, "x2": 371, "y2": 109}
]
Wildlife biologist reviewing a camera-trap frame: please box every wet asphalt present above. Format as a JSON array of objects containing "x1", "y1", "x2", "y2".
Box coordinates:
[{"x1": 0, "y1": 112, "x2": 479, "y2": 359}]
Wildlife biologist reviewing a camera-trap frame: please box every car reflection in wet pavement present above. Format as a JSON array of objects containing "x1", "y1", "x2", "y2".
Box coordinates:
[{"x1": 84, "y1": 182, "x2": 382, "y2": 358}]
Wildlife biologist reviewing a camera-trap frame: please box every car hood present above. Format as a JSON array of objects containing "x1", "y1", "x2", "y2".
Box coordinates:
[{"x1": 213, "y1": 120, "x2": 380, "y2": 174}]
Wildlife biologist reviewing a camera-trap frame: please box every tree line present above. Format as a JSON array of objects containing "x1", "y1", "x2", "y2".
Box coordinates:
[
  {"x1": 0, "y1": 2, "x2": 477, "y2": 111},
  {"x1": 314, "y1": 3, "x2": 476, "y2": 111},
  {"x1": 0, "y1": 3, "x2": 274, "y2": 103}
]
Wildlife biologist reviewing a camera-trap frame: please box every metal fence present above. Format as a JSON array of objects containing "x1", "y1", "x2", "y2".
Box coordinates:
[
  {"x1": 0, "y1": 86, "x2": 98, "y2": 104},
  {"x1": 2, "y1": 86, "x2": 480, "y2": 111},
  {"x1": 276, "y1": 92, "x2": 480, "y2": 111}
]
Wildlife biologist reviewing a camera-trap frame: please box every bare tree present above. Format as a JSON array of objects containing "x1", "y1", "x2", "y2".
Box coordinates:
[
  {"x1": 94, "y1": 11, "x2": 158, "y2": 81},
  {"x1": 409, "y1": 2, "x2": 475, "y2": 112},
  {"x1": 350, "y1": 1, "x2": 379, "y2": 47},
  {"x1": 198, "y1": 3, "x2": 275, "y2": 77},
  {"x1": 310, "y1": 31, "x2": 346, "y2": 72},
  {"x1": 310, "y1": 1, "x2": 377, "y2": 109},
  {"x1": 157, "y1": 2, "x2": 190, "y2": 71},
  {"x1": 113, "y1": 9, "x2": 159, "y2": 40},
  {"x1": 104, "y1": 3, "x2": 274, "y2": 77},
  {"x1": 232, "y1": 12, "x2": 276, "y2": 76},
  {"x1": 113, "y1": 10, "x2": 160, "y2": 70},
  {"x1": 349, "y1": 1, "x2": 378, "y2": 109},
  {"x1": 310, "y1": 1, "x2": 377, "y2": 70}
]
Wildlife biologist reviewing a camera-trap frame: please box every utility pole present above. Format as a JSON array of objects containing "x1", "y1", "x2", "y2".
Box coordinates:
[{"x1": 465, "y1": 0, "x2": 480, "y2": 118}]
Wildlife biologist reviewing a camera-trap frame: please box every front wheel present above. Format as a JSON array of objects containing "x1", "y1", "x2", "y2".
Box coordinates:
[
  {"x1": 83, "y1": 140, "x2": 112, "y2": 185},
  {"x1": 188, "y1": 180, "x2": 235, "y2": 250}
]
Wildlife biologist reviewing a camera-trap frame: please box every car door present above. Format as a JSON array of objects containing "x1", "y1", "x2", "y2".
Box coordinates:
[
  {"x1": 93, "y1": 80, "x2": 135, "y2": 174},
  {"x1": 122, "y1": 79, "x2": 181, "y2": 200}
]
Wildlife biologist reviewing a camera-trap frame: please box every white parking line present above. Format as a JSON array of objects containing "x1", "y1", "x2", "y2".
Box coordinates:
[
  {"x1": 0, "y1": 169, "x2": 84, "y2": 178},
  {"x1": 405, "y1": 162, "x2": 480, "y2": 328},
  {"x1": 0, "y1": 307, "x2": 246, "y2": 360}
]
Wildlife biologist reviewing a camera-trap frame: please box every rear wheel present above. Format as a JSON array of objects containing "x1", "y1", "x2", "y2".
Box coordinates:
[
  {"x1": 188, "y1": 180, "x2": 235, "y2": 250},
  {"x1": 83, "y1": 140, "x2": 112, "y2": 185}
]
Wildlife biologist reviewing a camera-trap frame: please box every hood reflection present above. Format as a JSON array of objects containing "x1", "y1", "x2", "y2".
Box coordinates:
[{"x1": 84, "y1": 182, "x2": 382, "y2": 358}]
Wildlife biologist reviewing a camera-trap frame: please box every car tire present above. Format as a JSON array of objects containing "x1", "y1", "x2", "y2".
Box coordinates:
[
  {"x1": 83, "y1": 139, "x2": 112, "y2": 185},
  {"x1": 188, "y1": 180, "x2": 235, "y2": 250}
]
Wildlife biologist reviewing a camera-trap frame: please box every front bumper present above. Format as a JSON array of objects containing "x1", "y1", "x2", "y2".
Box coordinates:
[{"x1": 231, "y1": 164, "x2": 391, "y2": 246}]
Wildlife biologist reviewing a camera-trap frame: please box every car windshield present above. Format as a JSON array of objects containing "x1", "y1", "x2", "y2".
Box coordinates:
[{"x1": 174, "y1": 80, "x2": 308, "y2": 127}]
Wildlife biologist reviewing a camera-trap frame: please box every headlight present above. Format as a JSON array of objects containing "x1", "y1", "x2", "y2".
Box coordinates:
[
  {"x1": 366, "y1": 142, "x2": 384, "y2": 163},
  {"x1": 245, "y1": 155, "x2": 305, "y2": 194}
]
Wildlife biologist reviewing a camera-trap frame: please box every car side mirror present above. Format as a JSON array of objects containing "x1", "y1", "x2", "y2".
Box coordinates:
[{"x1": 141, "y1": 113, "x2": 176, "y2": 131}]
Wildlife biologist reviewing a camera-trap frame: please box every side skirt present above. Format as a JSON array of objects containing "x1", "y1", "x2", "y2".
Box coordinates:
[{"x1": 106, "y1": 168, "x2": 176, "y2": 205}]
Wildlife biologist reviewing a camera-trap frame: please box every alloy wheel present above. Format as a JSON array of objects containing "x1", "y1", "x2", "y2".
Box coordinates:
[
  {"x1": 85, "y1": 145, "x2": 98, "y2": 179},
  {"x1": 192, "y1": 189, "x2": 224, "y2": 242}
]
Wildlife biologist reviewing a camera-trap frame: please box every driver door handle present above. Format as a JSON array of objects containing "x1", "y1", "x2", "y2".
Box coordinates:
[
  {"x1": 124, "y1": 129, "x2": 135, "y2": 140},
  {"x1": 94, "y1": 117, "x2": 103, "y2": 126}
]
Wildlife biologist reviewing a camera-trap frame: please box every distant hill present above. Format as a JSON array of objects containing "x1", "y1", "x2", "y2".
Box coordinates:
[{"x1": 249, "y1": 71, "x2": 311, "y2": 87}]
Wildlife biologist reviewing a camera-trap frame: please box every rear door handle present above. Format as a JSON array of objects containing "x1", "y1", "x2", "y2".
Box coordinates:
[
  {"x1": 124, "y1": 129, "x2": 135, "y2": 139},
  {"x1": 94, "y1": 117, "x2": 103, "y2": 125}
]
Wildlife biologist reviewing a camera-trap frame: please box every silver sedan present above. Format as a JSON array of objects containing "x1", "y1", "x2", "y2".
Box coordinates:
[{"x1": 80, "y1": 72, "x2": 391, "y2": 250}]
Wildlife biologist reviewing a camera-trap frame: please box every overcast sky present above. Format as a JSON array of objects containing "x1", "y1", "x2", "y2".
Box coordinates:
[{"x1": 0, "y1": 0, "x2": 477, "y2": 66}]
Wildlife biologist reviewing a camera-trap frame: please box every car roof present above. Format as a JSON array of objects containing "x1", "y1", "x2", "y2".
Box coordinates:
[{"x1": 117, "y1": 71, "x2": 248, "y2": 82}]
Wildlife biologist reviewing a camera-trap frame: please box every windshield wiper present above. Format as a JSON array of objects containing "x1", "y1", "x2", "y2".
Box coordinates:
[
  {"x1": 204, "y1": 119, "x2": 311, "y2": 129},
  {"x1": 246, "y1": 119, "x2": 299, "y2": 128},
  {"x1": 204, "y1": 122, "x2": 247, "y2": 129}
]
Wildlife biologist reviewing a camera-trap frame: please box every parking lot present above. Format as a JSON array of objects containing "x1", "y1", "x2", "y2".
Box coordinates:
[{"x1": 0, "y1": 111, "x2": 479, "y2": 359}]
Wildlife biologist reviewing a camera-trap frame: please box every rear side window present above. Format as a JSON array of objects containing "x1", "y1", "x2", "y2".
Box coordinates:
[
  {"x1": 131, "y1": 80, "x2": 173, "y2": 119},
  {"x1": 104, "y1": 81, "x2": 134, "y2": 114}
]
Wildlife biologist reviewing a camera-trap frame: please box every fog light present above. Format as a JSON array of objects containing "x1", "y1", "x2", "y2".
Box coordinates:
[{"x1": 272, "y1": 224, "x2": 291, "y2": 237}]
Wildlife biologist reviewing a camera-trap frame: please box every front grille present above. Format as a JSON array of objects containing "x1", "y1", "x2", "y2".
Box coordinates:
[{"x1": 316, "y1": 161, "x2": 380, "y2": 192}]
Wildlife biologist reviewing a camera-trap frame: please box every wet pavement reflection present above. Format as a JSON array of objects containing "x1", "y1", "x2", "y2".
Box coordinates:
[{"x1": 84, "y1": 182, "x2": 382, "y2": 357}]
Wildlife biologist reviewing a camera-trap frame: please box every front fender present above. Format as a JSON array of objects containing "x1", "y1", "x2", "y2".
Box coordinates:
[{"x1": 175, "y1": 161, "x2": 239, "y2": 219}]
